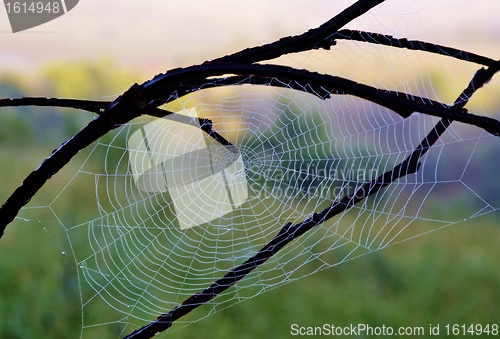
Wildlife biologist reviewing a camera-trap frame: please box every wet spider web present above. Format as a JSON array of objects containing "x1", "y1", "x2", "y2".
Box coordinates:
[{"x1": 6, "y1": 1, "x2": 500, "y2": 338}]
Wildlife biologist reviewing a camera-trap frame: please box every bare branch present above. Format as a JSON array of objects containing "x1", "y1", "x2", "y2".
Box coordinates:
[
  {"x1": 146, "y1": 63, "x2": 500, "y2": 135},
  {"x1": 0, "y1": 97, "x2": 108, "y2": 114},
  {"x1": 212, "y1": 0, "x2": 386, "y2": 63},
  {"x1": 332, "y1": 30, "x2": 500, "y2": 69}
]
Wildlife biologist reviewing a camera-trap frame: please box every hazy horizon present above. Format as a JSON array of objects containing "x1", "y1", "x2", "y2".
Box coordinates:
[{"x1": 1, "y1": 0, "x2": 498, "y2": 75}]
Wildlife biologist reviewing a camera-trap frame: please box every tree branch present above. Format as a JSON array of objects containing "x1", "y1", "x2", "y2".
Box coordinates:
[
  {"x1": 211, "y1": 0, "x2": 385, "y2": 63},
  {"x1": 145, "y1": 63, "x2": 500, "y2": 136},
  {"x1": 332, "y1": 29, "x2": 500, "y2": 69},
  {"x1": 0, "y1": 97, "x2": 108, "y2": 114}
]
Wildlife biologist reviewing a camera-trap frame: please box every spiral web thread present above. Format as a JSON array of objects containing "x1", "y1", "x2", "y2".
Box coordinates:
[{"x1": 18, "y1": 1, "x2": 499, "y2": 337}]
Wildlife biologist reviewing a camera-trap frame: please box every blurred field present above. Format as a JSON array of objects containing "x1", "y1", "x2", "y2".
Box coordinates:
[
  {"x1": 1, "y1": 53, "x2": 500, "y2": 339},
  {"x1": 1, "y1": 176, "x2": 499, "y2": 338}
]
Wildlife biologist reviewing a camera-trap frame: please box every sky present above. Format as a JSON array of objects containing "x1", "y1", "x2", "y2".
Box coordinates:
[{"x1": 0, "y1": 0, "x2": 498, "y2": 75}]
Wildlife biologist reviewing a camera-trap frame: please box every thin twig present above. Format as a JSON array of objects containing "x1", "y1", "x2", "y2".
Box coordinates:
[
  {"x1": 0, "y1": 97, "x2": 239, "y2": 154},
  {"x1": 0, "y1": 97, "x2": 170, "y2": 117},
  {"x1": 332, "y1": 30, "x2": 500, "y2": 69},
  {"x1": 0, "y1": 97, "x2": 108, "y2": 113}
]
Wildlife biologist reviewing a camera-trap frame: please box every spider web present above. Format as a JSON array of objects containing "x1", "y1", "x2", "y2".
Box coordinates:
[{"x1": 14, "y1": 1, "x2": 499, "y2": 338}]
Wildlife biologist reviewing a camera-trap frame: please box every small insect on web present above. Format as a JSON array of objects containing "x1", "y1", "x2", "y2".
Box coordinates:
[{"x1": 0, "y1": 1, "x2": 499, "y2": 338}]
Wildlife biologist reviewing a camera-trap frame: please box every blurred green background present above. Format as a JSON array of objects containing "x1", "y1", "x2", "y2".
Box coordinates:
[
  {"x1": 0, "y1": 56, "x2": 499, "y2": 338},
  {"x1": 1, "y1": 1, "x2": 500, "y2": 338}
]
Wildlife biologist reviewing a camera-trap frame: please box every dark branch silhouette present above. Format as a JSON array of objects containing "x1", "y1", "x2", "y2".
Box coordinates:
[
  {"x1": 146, "y1": 63, "x2": 500, "y2": 133},
  {"x1": 332, "y1": 30, "x2": 500, "y2": 69},
  {"x1": 0, "y1": 97, "x2": 108, "y2": 113},
  {"x1": 0, "y1": 0, "x2": 498, "y2": 338},
  {"x1": 212, "y1": 0, "x2": 385, "y2": 63}
]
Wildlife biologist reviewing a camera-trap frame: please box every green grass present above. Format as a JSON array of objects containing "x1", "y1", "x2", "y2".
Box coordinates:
[
  {"x1": 1, "y1": 70, "x2": 499, "y2": 338},
  {"x1": 1, "y1": 151, "x2": 499, "y2": 339},
  {"x1": 160, "y1": 217, "x2": 500, "y2": 339}
]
